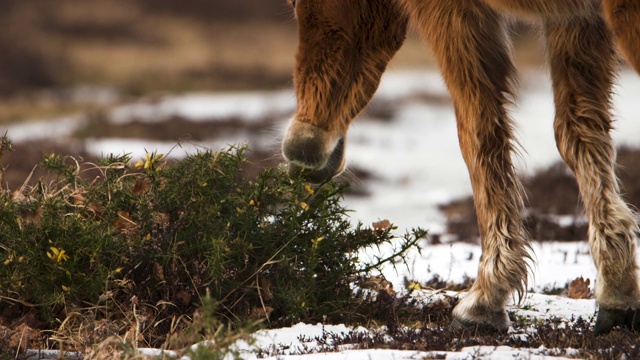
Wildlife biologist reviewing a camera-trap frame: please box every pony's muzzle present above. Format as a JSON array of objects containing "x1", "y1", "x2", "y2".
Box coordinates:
[{"x1": 282, "y1": 120, "x2": 346, "y2": 183}]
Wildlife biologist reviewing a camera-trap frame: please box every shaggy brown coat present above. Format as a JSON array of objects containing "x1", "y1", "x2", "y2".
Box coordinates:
[{"x1": 282, "y1": 0, "x2": 640, "y2": 334}]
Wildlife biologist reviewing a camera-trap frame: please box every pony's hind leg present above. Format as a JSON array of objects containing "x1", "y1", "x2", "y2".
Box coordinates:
[
  {"x1": 402, "y1": 0, "x2": 532, "y2": 332},
  {"x1": 545, "y1": 15, "x2": 640, "y2": 334}
]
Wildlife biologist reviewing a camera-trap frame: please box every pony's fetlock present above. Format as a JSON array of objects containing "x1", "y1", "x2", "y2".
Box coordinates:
[
  {"x1": 595, "y1": 307, "x2": 640, "y2": 335},
  {"x1": 452, "y1": 292, "x2": 510, "y2": 333},
  {"x1": 450, "y1": 310, "x2": 510, "y2": 334}
]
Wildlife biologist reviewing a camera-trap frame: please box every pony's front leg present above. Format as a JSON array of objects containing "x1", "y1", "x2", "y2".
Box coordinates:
[
  {"x1": 545, "y1": 15, "x2": 640, "y2": 334},
  {"x1": 403, "y1": 0, "x2": 532, "y2": 332}
]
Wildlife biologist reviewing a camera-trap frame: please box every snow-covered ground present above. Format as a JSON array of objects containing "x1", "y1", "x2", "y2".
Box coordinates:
[
  {"x1": 31, "y1": 243, "x2": 599, "y2": 358},
  {"x1": 7, "y1": 68, "x2": 640, "y2": 359}
]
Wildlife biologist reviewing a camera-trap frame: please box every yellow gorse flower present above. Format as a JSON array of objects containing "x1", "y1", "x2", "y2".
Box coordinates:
[
  {"x1": 135, "y1": 151, "x2": 164, "y2": 172},
  {"x1": 3, "y1": 254, "x2": 14, "y2": 265},
  {"x1": 5, "y1": 254, "x2": 25, "y2": 265},
  {"x1": 304, "y1": 184, "x2": 314, "y2": 195},
  {"x1": 407, "y1": 281, "x2": 421, "y2": 291},
  {"x1": 47, "y1": 247, "x2": 70, "y2": 263},
  {"x1": 311, "y1": 236, "x2": 324, "y2": 248}
]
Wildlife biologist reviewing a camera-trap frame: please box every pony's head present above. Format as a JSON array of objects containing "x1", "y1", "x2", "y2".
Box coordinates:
[{"x1": 282, "y1": 0, "x2": 408, "y2": 183}]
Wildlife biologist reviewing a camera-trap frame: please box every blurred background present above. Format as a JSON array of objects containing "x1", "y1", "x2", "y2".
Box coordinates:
[
  {"x1": 0, "y1": 0, "x2": 302, "y2": 188},
  {"x1": 0, "y1": 0, "x2": 297, "y2": 111},
  {"x1": 0, "y1": 0, "x2": 549, "y2": 115},
  {"x1": 0, "y1": 0, "x2": 543, "y2": 186}
]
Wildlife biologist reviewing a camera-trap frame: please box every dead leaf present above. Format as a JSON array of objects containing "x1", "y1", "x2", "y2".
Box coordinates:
[
  {"x1": 153, "y1": 212, "x2": 170, "y2": 227},
  {"x1": 88, "y1": 202, "x2": 104, "y2": 216},
  {"x1": 113, "y1": 210, "x2": 136, "y2": 233},
  {"x1": 372, "y1": 219, "x2": 395, "y2": 236},
  {"x1": 153, "y1": 262, "x2": 165, "y2": 282},
  {"x1": 12, "y1": 191, "x2": 29, "y2": 203},
  {"x1": 70, "y1": 191, "x2": 86, "y2": 206},
  {"x1": 248, "y1": 306, "x2": 274, "y2": 321},
  {"x1": 259, "y1": 277, "x2": 273, "y2": 302},
  {"x1": 158, "y1": 178, "x2": 167, "y2": 190},
  {"x1": 98, "y1": 291, "x2": 115, "y2": 302},
  {"x1": 20, "y1": 206, "x2": 43, "y2": 225},
  {"x1": 9, "y1": 323, "x2": 41, "y2": 351},
  {"x1": 132, "y1": 178, "x2": 150, "y2": 195},
  {"x1": 567, "y1": 276, "x2": 591, "y2": 299},
  {"x1": 175, "y1": 290, "x2": 192, "y2": 306},
  {"x1": 362, "y1": 275, "x2": 397, "y2": 299}
]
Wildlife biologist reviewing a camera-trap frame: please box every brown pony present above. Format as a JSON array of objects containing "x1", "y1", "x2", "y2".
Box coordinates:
[{"x1": 282, "y1": 0, "x2": 640, "y2": 334}]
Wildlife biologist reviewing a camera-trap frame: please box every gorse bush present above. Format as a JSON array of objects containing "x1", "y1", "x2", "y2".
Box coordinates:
[{"x1": 0, "y1": 136, "x2": 425, "y2": 350}]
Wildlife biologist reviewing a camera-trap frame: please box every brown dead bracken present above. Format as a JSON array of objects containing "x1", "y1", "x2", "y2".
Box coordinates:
[{"x1": 567, "y1": 277, "x2": 592, "y2": 300}]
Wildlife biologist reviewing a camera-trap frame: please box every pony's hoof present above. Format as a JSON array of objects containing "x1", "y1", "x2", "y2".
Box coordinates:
[
  {"x1": 450, "y1": 312, "x2": 509, "y2": 334},
  {"x1": 594, "y1": 307, "x2": 640, "y2": 335}
]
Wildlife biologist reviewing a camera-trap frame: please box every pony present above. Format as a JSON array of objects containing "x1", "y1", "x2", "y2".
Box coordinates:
[{"x1": 281, "y1": 0, "x2": 640, "y2": 334}]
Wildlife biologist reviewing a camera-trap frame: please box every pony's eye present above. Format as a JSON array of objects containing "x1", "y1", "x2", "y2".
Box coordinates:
[{"x1": 291, "y1": 0, "x2": 296, "y2": 7}]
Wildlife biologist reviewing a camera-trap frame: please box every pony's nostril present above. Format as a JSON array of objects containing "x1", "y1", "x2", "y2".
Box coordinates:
[
  {"x1": 282, "y1": 133, "x2": 327, "y2": 168},
  {"x1": 282, "y1": 121, "x2": 339, "y2": 169},
  {"x1": 282, "y1": 120, "x2": 346, "y2": 183},
  {"x1": 286, "y1": 136, "x2": 346, "y2": 183}
]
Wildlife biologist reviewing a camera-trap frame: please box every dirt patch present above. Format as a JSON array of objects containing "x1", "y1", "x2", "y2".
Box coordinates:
[
  {"x1": 77, "y1": 112, "x2": 279, "y2": 142},
  {"x1": 439, "y1": 149, "x2": 640, "y2": 242},
  {"x1": 0, "y1": 323, "x2": 47, "y2": 356},
  {"x1": 0, "y1": 32, "x2": 68, "y2": 97},
  {"x1": 525, "y1": 162, "x2": 582, "y2": 215}
]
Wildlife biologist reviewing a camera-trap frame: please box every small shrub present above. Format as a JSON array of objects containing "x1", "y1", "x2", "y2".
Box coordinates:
[{"x1": 0, "y1": 137, "x2": 425, "y2": 351}]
